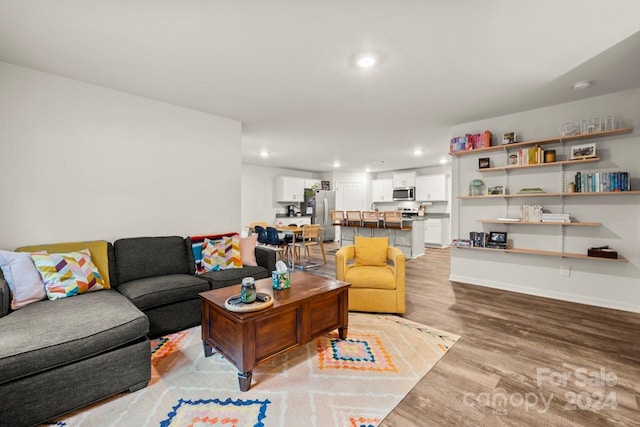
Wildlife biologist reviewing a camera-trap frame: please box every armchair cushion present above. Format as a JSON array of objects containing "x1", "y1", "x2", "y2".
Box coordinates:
[
  {"x1": 354, "y1": 236, "x2": 388, "y2": 266},
  {"x1": 344, "y1": 265, "x2": 396, "y2": 290}
]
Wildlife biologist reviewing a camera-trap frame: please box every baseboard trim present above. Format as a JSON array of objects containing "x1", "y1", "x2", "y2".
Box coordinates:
[{"x1": 449, "y1": 274, "x2": 640, "y2": 314}]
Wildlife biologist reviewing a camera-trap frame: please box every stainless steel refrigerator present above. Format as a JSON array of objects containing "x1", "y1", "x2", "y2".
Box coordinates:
[{"x1": 302, "y1": 189, "x2": 336, "y2": 242}]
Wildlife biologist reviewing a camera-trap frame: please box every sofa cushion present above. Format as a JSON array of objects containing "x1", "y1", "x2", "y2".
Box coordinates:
[
  {"x1": 114, "y1": 236, "x2": 190, "y2": 284},
  {"x1": 202, "y1": 238, "x2": 222, "y2": 272},
  {"x1": 31, "y1": 249, "x2": 108, "y2": 300},
  {"x1": 0, "y1": 289, "x2": 148, "y2": 385},
  {"x1": 16, "y1": 240, "x2": 114, "y2": 288},
  {"x1": 116, "y1": 274, "x2": 209, "y2": 310},
  {"x1": 0, "y1": 250, "x2": 46, "y2": 309},
  {"x1": 240, "y1": 234, "x2": 258, "y2": 266},
  {"x1": 200, "y1": 266, "x2": 268, "y2": 290}
]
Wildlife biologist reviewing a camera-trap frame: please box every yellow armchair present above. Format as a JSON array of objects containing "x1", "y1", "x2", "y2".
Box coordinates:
[{"x1": 336, "y1": 236, "x2": 406, "y2": 314}]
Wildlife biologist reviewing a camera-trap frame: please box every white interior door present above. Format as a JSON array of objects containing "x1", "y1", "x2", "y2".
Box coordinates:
[{"x1": 336, "y1": 182, "x2": 363, "y2": 241}]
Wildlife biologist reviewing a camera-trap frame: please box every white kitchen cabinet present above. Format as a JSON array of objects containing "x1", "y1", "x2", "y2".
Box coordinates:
[
  {"x1": 304, "y1": 179, "x2": 321, "y2": 190},
  {"x1": 393, "y1": 171, "x2": 416, "y2": 188},
  {"x1": 415, "y1": 174, "x2": 447, "y2": 201},
  {"x1": 275, "y1": 176, "x2": 305, "y2": 202},
  {"x1": 425, "y1": 218, "x2": 450, "y2": 248},
  {"x1": 372, "y1": 179, "x2": 393, "y2": 202}
]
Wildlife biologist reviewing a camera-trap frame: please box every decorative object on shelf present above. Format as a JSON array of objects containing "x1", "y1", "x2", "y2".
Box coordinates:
[
  {"x1": 588, "y1": 246, "x2": 618, "y2": 259},
  {"x1": 321, "y1": 180, "x2": 331, "y2": 190},
  {"x1": 469, "y1": 231, "x2": 488, "y2": 247},
  {"x1": 487, "y1": 185, "x2": 504, "y2": 195},
  {"x1": 468, "y1": 179, "x2": 485, "y2": 196},
  {"x1": 560, "y1": 121, "x2": 580, "y2": 136},
  {"x1": 570, "y1": 143, "x2": 596, "y2": 160},
  {"x1": 581, "y1": 117, "x2": 602, "y2": 134},
  {"x1": 478, "y1": 157, "x2": 490, "y2": 169},
  {"x1": 521, "y1": 205, "x2": 543, "y2": 222},
  {"x1": 508, "y1": 154, "x2": 518, "y2": 165},
  {"x1": 544, "y1": 149, "x2": 556, "y2": 163},
  {"x1": 568, "y1": 182, "x2": 576, "y2": 193},
  {"x1": 604, "y1": 115, "x2": 615, "y2": 131},
  {"x1": 502, "y1": 132, "x2": 516, "y2": 145}
]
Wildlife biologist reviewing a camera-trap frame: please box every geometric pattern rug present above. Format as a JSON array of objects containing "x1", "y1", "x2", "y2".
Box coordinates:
[{"x1": 46, "y1": 313, "x2": 459, "y2": 427}]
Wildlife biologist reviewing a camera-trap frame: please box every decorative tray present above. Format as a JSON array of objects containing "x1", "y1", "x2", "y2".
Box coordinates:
[{"x1": 224, "y1": 292, "x2": 274, "y2": 313}]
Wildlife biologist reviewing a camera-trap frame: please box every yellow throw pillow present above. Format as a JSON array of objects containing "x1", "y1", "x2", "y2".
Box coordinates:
[{"x1": 354, "y1": 236, "x2": 388, "y2": 266}]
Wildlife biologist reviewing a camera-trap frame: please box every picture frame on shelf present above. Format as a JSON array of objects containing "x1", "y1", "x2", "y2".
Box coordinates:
[
  {"x1": 502, "y1": 132, "x2": 516, "y2": 145},
  {"x1": 478, "y1": 157, "x2": 490, "y2": 169},
  {"x1": 570, "y1": 142, "x2": 596, "y2": 160},
  {"x1": 321, "y1": 180, "x2": 330, "y2": 190},
  {"x1": 487, "y1": 185, "x2": 505, "y2": 195}
]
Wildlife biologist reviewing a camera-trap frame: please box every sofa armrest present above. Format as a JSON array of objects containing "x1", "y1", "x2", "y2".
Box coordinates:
[
  {"x1": 0, "y1": 270, "x2": 10, "y2": 318},
  {"x1": 255, "y1": 246, "x2": 276, "y2": 274},
  {"x1": 335, "y1": 245, "x2": 355, "y2": 281}
]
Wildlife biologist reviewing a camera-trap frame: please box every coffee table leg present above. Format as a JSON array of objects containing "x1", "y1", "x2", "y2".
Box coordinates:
[
  {"x1": 203, "y1": 341, "x2": 214, "y2": 357},
  {"x1": 238, "y1": 371, "x2": 253, "y2": 392},
  {"x1": 339, "y1": 326, "x2": 348, "y2": 339}
]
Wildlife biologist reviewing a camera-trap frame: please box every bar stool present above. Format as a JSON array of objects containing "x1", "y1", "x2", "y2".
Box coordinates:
[{"x1": 346, "y1": 211, "x2": 362, "y2": 226}]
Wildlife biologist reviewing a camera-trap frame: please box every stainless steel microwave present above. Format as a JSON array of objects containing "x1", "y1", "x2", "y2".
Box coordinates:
[{"x1": 393, "y1": 187, "x2": 415, "y2": 201}]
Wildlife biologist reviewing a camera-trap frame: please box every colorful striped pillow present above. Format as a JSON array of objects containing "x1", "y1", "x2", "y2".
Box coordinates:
[
  {"x1": 202, "y1": 239, "x2": 222, "y2": 272},
  {"x1": 31, "y1": 249, "x2": 108, "y2": 300},
  {"x1": 218, "y1": 235, "x2": 242, "y2": 270}
]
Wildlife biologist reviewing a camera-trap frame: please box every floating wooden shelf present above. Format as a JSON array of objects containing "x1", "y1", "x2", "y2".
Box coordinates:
[
  {"x1": 477, "y1": 157, "x2": 599, "y2": 172},
  {"x1": 449, "y1": 127, "x2": 633, "y2": 157},
  {"x1": 478, "y1": 220, "x2": 601, "y2": 226},
  {"x1": 453, "y1": 246, "x2": 628, "y2": 262},
  {"x1": 458, "y1": 191, "x2": 640, "y2": 199}
]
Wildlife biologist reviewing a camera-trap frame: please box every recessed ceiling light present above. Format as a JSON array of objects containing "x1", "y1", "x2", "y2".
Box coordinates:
[
  {"x1": 259, "y1": 150, "x2": 269, "y2": 158},
  {"x1": 352, "y1": 52, "x2": 379, "y2": 69},
  {"x1": 572, "y1": 80, "x2": 592, "y2": 90},
  {"x1": 365, "y1": 167, "x2": 371, "y2": 173},
  {"x1": 333, "y1": 161, "x2": 340, "y2": 168},
  {"x1": 372, "y1": 160, "x2": 387, "y2": 164},
  {"x1": 413, "y1": 149, "x2": 424, "y2": 156}
]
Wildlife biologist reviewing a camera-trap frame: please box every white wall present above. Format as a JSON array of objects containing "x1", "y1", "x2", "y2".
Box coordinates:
[
  {"x1": 450, "y1": 89, "x2": 640, "y2": 313},
  {"x1": 0, "y1": 62, "x2": 241, "y2": 250},
  {"x1": 240, "y1": 164, "x2": 318, "y2": 228}
]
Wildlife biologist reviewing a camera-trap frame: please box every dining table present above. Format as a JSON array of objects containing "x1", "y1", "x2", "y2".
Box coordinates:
[{"x1": 274, "y1": 224, "x2": 325, "y2": 271}]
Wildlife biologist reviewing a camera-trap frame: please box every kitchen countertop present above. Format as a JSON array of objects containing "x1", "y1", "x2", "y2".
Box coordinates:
[{"x1": 275, "y1": 214, "x2": 312, "y2": 218}]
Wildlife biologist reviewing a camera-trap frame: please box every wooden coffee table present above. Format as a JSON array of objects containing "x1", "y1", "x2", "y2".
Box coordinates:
[{"x1": 199, "y1": 271, "x2": 350, "y2": 391}]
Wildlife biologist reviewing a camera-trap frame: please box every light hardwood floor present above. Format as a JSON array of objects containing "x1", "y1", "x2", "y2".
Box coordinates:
[{"x1": 307, "y1": 243, "x2": 640, "y2": 426}]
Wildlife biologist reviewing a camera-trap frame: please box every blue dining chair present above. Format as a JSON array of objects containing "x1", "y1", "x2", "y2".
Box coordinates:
[{"x1": 254, "y1": 225, "x2": 269, "y2": 245}]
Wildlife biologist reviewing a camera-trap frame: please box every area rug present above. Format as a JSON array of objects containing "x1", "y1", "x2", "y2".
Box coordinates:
[{"x1": 47, "y1": 313, "x2": 458, "y2": 427}]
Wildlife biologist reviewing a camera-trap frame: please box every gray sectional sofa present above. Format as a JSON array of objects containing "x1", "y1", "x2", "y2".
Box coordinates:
[{"x1": 0, "y1": 234, "x2": 275, "y2": 427}]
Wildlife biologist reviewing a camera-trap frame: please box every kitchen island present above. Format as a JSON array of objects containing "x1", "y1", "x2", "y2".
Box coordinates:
[{"x1": 339, "y1": 218, "x2": 425, "y2": 259}]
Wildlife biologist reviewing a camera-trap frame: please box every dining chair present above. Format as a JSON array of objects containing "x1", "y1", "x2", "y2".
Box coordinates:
[
  {"x1": 295, "y1": 224, "x2": 325, "y2": 265},
  {"x1": 265, "y1": 226, "x2": 288, "y2": 261},
  {"x1": 253, "y1": 225, "x2": 269, "y2": 245}
]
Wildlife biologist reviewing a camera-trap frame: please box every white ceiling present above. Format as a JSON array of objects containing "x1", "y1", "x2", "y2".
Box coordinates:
[{"x1": 1, "y1": 0, "x2": 640, "y2": 173}]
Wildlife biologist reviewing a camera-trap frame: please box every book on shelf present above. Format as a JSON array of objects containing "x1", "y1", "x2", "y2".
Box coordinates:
[
  {"x1": 521, "y1": 204, "x2": 544, "y2": 222},
  {"x1": 517, "y1": 188, "x2": 546, "y2": 194},
  {"x1": 496, "y1": 217, "x2": 521, "y2": 222},
  {"x1": 449, "y1": 130, "x2": 492, "y2": 152},
  {"x1": 574, "y1": 171, "x2": 630, "y2": 193}
]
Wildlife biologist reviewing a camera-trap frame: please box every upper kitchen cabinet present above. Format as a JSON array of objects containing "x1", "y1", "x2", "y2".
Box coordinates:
[
  {"x1": 416, "y1": 174, "x2": 447, "y2": 201},
  {"x1": 372, "y1": 179, "x2": 393, "y2": 202},
  {"x1": 393, "y1": 171, "x2": 416, "y2": 188},
  {"x1": 275, "y1": 176, "x2": 305, "y2": 202},
  {"x1": 304, "y1": 179, "x2": 321, "y2": 190}
]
